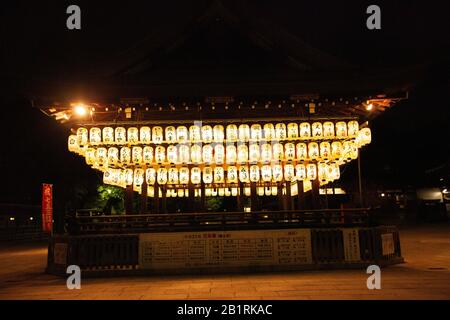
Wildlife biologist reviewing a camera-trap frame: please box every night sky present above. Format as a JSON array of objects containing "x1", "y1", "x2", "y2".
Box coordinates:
[{"x1": 1, "y1": 1, "x2": 449, "y2": 207}]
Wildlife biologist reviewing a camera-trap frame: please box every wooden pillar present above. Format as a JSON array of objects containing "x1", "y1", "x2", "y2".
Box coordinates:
[
  {"x1": 297, "y1": 180, "x2": 305, "y2": 210},
  {"x1": 237, "y1": 182, "x2": 244, "y2": 212},
  {"x1": 125, "y1": 185, "x2": 133, "y2": 215},
  {"x1": 311, "y1": 178, "x2": 320, "y2": 209},
  {"x1": 188, "y1": 181, "x2": 195, "y2": 213},
  {"x1": 277, "y1": 182, "x2": 284, "y2": 211},
  {"x1": 154, "y1": 182, "x2": 160, "y2": 214},
  {"x1": 139, "y1": 167, "x2": 148, "y2": 214},
  {"x1": 250, "y1": 182, "x2": 258, "y2": 212},
  {"x1": 200, "y1": 181, "x2": 206, "y2": 212},
  {"x1": 161, "y1": 185, "x2": 167, "y2": 213},
  {"x1": 286, "y1": 181, "x2": 293, "y2": 211}
]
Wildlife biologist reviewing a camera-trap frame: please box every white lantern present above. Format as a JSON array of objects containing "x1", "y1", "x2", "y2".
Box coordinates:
[
  {"x1": 335, "y1": 121, "x2": 347, "y2": 139},
  {"x1": 226, "y1": 124, "x2": 238, "y2": 142},
  {"x1": 152, "y1": 126, "x2": 164, "y2": 144},
  {"x1": 308, "y1": 142, "x2": 319, "y2": 160},
  {"x1": 284, "y1": 164, "x2": 295, "y2": 182},
  {"x1": 271, "y1": 186, "x2": 278, "y2": 196},
  {"x1": 238, "y1": 124, "x2": 250, "y2": 142},
  {"x1": 239, "y1": 166, "x2": 250, "y2": 183},
  {"x1": 165, "y1": 126, "x2": 177, "y2": 143},
  {"x1": 272, "y1": 164, "x2": 283, "y2": 182},
  {"x1": 331, "y1": 141, "x2": 343, "y2": 160},
  {"x1": 299, "y1": 122, "x2": 311, "y2": 139},
  {"x1": 358, "y1": 127, "x2": 372, "y2": 146},
  {"x1": 227, "y1": 166, "x2": 238, "y2": 183},
  {"x1": 263, "y1": 123, "x2": 275, "y2": 140},
  {"x1": 107, "y1": 147, "x2": 119, "y2": 165},
  {"x1": 329, "y1": 162, "x2": 340, "y2": 180},
  {"x1": 77, "y1": 127, "x2": 89, "y2": 146},
  {"x1": 261, "y1": 165, "x2": 272, "y2": 182},
  {"x1": 287, "y1": 123, "x2": 299, "y2": 139},
  {"x1": 120, "y1": 147, "x2": 131, "y2": 165},
  {"x1": 132, "y1": 146, "x2": 143, "y2": 164},
  {"x1": 261, "y1": 143, "x2": 272, "y2": 162},
  {"x1": 178, "y1": 145, "x2": 190, "y2": 163},
  {"x1": 244, "y1": 187, "x2": 251, "y2": 196},
  {"x1": 157, "y1": 168, "x2": 168, "y2": 184},
  {"x1": 190, "y1": 144, "x2": 202, "y2": 164},
  {"x1": 89, "y1": 127, "x2": 102, "y2": 145},
  {"x1": 214, "y1": 144, "x2": 225, "y2": 164},
  {"x1": 140, "y1": 126, "x2": 151, "y2": 144},
  {"x1": 226, "y1": 144, "x2": 237, "y2": 164},
  {"x1": 123, "y1": 169, "x2": 133, "y2": 186},
  {"x1": 249, "y1": 144, "x2": 260, "y2": 163},
  {"x1": 102, "y1": 127, "x2": 114, "y2": 144},
  {"x1": 295, "y1": 164, "x2": 306, "y2": 181},
  {"x1": 177, "y1": 126, "x2": 188, "y2": 143},
  {"x1": 306, "y1": 163, "x2": 317, "y2": 181},
  {"x1": 146, "y1": 168, "x2": 156, "y2": 185},
  {"x1": 323, "y1": 121, "x2": 335, "y2": 139},
  {"x1": 189, "y1": 125, "x2": 201, "y2": 142},
  {"x1": 257, "y1": 187, "x2": 264, "y2": 196},
  {"x1": 284, "y1": 143, "x2": 295, "y2": 160},
  {"x1": 68, "y1": 135, "x2": 78, "y2": 152},
  {"x1": 201, "y1": 125, "x2": 213, "y2": 143},
  {"x1": 85, "y1": 148, "x2": 96, "y2": 165},
  {"x1": 202, "y1": 144, "x2": 213, "y2": 164},
  {"x1": 275, "y1": 123, "x2": 287, "y2": 140},
  {"x1": 318, "y1": 162, "x2": 328, "y2": 182},
  {"x1": 213, "y1": 125, "x2": 225, "y2": 142},
  {"x1": 168, "y1": 168, "x2": 179, "y2": 184},
  {"x1": 218, "y1": 188, "x2": 225, "y2": 196},
  {"x1": 265, "y1": 187, "x2": 272, "y2": 196},
  {"x1": 179, "y1": 167, "x2": 189, "y2": 184},
  {"x1": 143, "y1": 146, "x2": 154, "y2": 164},
  {"x1": 214, "y1": 166, "x2": 225, "y2": 183},
  {"x1": 115, "y1": 127, "x2": 126, "y2": 144},
  {"x1": 273, "y1": 143, "x2": 284, "y2": 161},
  {"x1": 127, "y1": 127, "x2": 139, "y2": 144},
  {"x1": 250, "y1": 124, "x2": 262, "y2": 141},
  {"x1": 203, "y1": 167, "x2": 213, "y2": 184},
  {"x1": 320, "y1": 142, "x2": 331, "y2": 160},
  {"x1": 96, "y1": 147, "x2": 108, "y2": 166},
  {"x1": 191, "y1": 167, "x2": 201, "y2": 184},
  {"x1": 296, "y1": 143, "x2": 308, "y2": 161},
  {"x1": 155, "y1": 146, "x2": 166, "y2": 163},
  {"x1": 347, "y1": 120, "x2": 359, "y2": 138},
  {"x1": 134, "y1": 168, "x2": 144, "y2": 186},
  {"x1": 249, "y1": 165, "x2": 260, "y2": 182},
  {"x1": 311, "y1": 122, "x2": 323, "y2": 139},
  {"x1": 237, "y1": 144, "x2": 248, "y2": 163},
  {"x1": 167, "y1": 145, "x2": 178, "y2": 164}
]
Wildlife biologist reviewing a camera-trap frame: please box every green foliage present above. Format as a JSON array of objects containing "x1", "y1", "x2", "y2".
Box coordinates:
[{"x1": 205, "y1": 197, "x2": 224, "y2": 211}]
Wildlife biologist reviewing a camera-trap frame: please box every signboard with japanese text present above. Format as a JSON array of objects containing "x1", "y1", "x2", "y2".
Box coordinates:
[
  {"x1": 41, "y1": 183, "x2": 53, "y2": 233},
  {"x1": 342, "y1": 228, "x2": 361, "y2": 261}
]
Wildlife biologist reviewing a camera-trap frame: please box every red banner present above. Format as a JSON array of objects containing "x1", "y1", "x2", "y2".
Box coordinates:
[{"x1": 41, "y1": 183, "x2": 53, "y2": 233}]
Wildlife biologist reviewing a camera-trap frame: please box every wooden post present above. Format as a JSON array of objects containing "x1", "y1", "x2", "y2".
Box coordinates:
[
  {"x1": 200, "y1": 181, "x2": 206, "y2": 212},
  {"x1": 139, "y1": 166, "x2": 148, "y2": 214},
  {"x1": 311, "y1": 178, "x2": 320, "y2": 209},
  {"x1": 161, "y1": 185, "x2": 167, "y2": 213},
  {"x1": 125, "y1": 185, "x2": 133, "y2": 215},
  {"x1": 250, "y1": 182, "x2": 258, "y2": 212},
  {"x1": 154, "y1": 182, "x2": 160, "y2": 214},
  {"x1": 297, "y1": 180, "x2": 304, "y2": 210},
  {"x1": 237, "y1": 182, "x2": 244, "y2": 212},
  {"x1": 277, "y1": 182, "x2": 284, "y2": 211},
  {"x1": 188, "y1": 182, "x2": 195, "y2": 213}
]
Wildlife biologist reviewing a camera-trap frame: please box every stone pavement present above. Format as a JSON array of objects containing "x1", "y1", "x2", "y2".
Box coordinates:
[{"x1": 0, "y1": 224, "x2": 449, "y2": 300}]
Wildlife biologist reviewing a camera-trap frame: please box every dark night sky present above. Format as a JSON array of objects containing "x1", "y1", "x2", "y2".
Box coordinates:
[{"x1": 0, "y1": 1, "x2": 449, "y2": 206}]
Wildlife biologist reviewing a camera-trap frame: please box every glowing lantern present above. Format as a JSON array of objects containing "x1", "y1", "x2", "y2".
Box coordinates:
[
  {"x1": 239, "y1": 166, "x2": 250, "y2": 183},
  {"x1": 85, "y1": 148, "x2": 96, "y2": 165},
  {"x1": 237, "y1": 144, "x2": 248, "y2": 163},
  {"x1": 231, "y1": 188, "x2": 238, "y2": 196},
  {"x1": 308, "y1": 142, "x2": 319, "y2": 160},
  {"x1": 157, "y1": 168, "x2": 168, "y2": 184},
  {"x1": 147, "y1": 186, "x2": 154, "y2": 197},
  {"x1": 167, "y1": 145, "x2": 178, "y2": 164},
  {"x1": 249, "y1": 165, "x2": 260, "y2": 182},
  {"x1": 273, "y1": 143, "x2": 284, "y2": 161},
  {"x1": 155, "y1": 146, "x2": 166, "y2": 163},
  {"x1": 179, "y1": 167, "x2": 189, "y2": 184},
  {"x1": 261, "y1": 144, "x2": 272, "y2": 162},
  {"x1": 131, "y1": 146, "x2": 142, "y2": 164},
  {"x1": 265, "y1": 187, "x2": 272, "y2": 196},
  {"x1": 263, "y1": 123, "x2": 275, "y2": 140},
  {"x1": 68, "y1": 135, "x2": 78, "y2": 152},
  {"x1": 227, "y1": 166, "x2": 238, "y2": 183},
  {"x1": 358, "y1": 128, "x2": 372, "y2": 146},
  {"x1": 284, "y1": 143, "x2": 295, "y2": 160},
  {"x1": 123, "y1": 169, "x2": 133, "y2": 186},
  {"x1": 214, "y1": 144, "x2": 225, "y2": 164},
  {"x1": 329, "y1": 163, "x2": 340, "y2": 180},
  {"x1": 102, "y1": 127, "x2": 114, "y2": 144},
  {"x1": 244, "y1": 187, "x2": 251, "y2": 196},
  {"x1": 115, "y1": 127, "x2": 126, "y2": 144},
  {"x1": 287, "y1": 123, "x2": 299, "y2": 139},
  {"x1": 306, "y1": 164, "x2": 317, "y2": 181},
  {"x1": 177, "y1": 189, "x2": 184, "y2": 197},
  {"x1": 226, "y1": 124, "x2": 238, "y2": 142},
  {"x1": 335, "y1": 121, "x2": 347, "y2": 139},
  {"x1": 177, "y1": 126, "x2": 188, "y2": 143},
  {"x1": 274, "y1": 123, "x2": 286, "y2": 140},
  {"x1": 218, "y1": 188, "x2": 225, "y2": 197},
  {"x1": 320, "y1": 142, "x2": 331, "y2": 160},
  {"x1": 249, "y1": 144, "x2": 260, "y2": 163},
  {"x1": 178, "y1": 145, "x2": 190, "y2": 163},
  {"x1": 140, "y1": 126, "x2": 151, "y2": 144},
  {"x1": 191, "y1": 167, "x2": 201, "y2": 184},
  {"x1": 77, "y1": 127, "x2": 89, "y2": 146},
  {"x1": 261, "y1": 165, "x2": 272, "y2": 182},
  {"x1": 95, "y1": 147, "x2": 107, "y2": 165},
  {"x1": 296, "y1": 143, "x2": 308, "y2": 161},
  {"x1": 89, "y1": 127, "x2": 102, "y2": 145},
  {"x1": 238, "y1": 124, "x2": 250, "y2": 142},
  {"x1": 213, "y1": 125, "x2": 224, "y2": 142},
  {"x1": 323, "y1": 121, "x2": 335, "y2": 139},
  {"x1": 168, "y1": 168, "x2": 178, "y2": 184},
  {"x1": 201, "y1": 125, "x2": 213, "y2": 143},
  {"x1": 299, "y1": 122, "x2": 311, "y2": 139},
  {"x1": 146, "y1": 168, "x2": 156, "y2": 185},
  {"x1": 331, "y1": 141, "x2": 343, "y2": 160},
  {"x1": 120, "y1": 147, "x2": 131, "y2": 165},
  {"x1": 271, "y1": 186, "x2": 278, "y2": 196},
  {"x1": 250, "y1": 124, "x2": 262, "y2": 140},
  {"x1": 311, "y1": 122, "x2": 323, "y2": 139},
  {"x1": 317, "y1": 162, "x2": 328, "y2": 182},
  {"x1": 214, "y1": 167, "x2": 225, "y2": 183},
  {"x1": 257, "y1": 187, "x2": 264, "y2": 196},
  {"x1": 350, "y1": 141, "x2": 358, "y2": 160},
  {"x1": 342, "y1": 141, "x2": 354, "y2": 161},
  {"x1": 272, "y1": 164, "x2": 283, "y2": 182},
  {"x1": 284, "y1": 164, "x2": 295, "y2": 182},
  {"x1": 296, "y1": 164, "x2": 307, "y2": 181},
  {"x1": 347, "y1": 120, "x2": 359, "y2": 138},
  {"x1": 226, "y1": 145, "x2": 237, "y2": 164},
  {"x1": 202, "y1": 167, "x2": 213, "y2": 184},
  {"x1": 190, "y1": 144, "x2": 202, "y2": 164},
  {"x1": 165, "y1": 126, "x2": 177, "y2": 143},
  {"x1": 134, "y1": 168, "x2": 144, "y2": 187},
  {"x1": 202, "y1": 144, "x2": 213, "y2": 164},
  {"x1": 143, "y1": 146, "x2": 154, "y2": 164},
  {"x1": 189, "y1": 125, "x2": 201, "y2": 142},
  {"x1": 107, "y1": 147, "x2": 119, "y2": 165},
  {"x1": 127, "y1": 127, "x2": 139, "y2": 144},
  {"x1": 152, "y1": 126, "x2": 163, "y2": 144}
]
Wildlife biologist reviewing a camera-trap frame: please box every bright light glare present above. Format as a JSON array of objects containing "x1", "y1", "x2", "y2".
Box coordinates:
[
  {"x1": 366, "y1": 103, "x2": 373, "y2": 111},
  {"x1": 74, "y1": 104, "x2": 87, "y2": 116}
]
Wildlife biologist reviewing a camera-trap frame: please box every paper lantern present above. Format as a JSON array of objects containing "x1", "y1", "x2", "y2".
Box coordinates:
[
  {"x1": 190, "y1": 144, "x2": 202, "y2": 164},
  {"x1": 308, "y1": 142, "x2": 319, "y2": 160},
  {"x1": 131, "y1": 146, "x2": 143, "y2": 164},
  {"x1": 271, "y1": 186, "x2": 278, "y2": 196},
  {"x1": 329, "y1": 162, "x2": 340, "y2": 180},
  {"x1": 350, "y1": 141, "x2": 358, "y2": 160},
  {"x1": 167, "y1": 145, "x2": 178, "y2": 164},
  {"x1": 272, "y1": 164, "x2": 283, "y2": 182},
  {"x1": 287, "y1": 123, "x2": 299, "y2": 139},
  {"x1": 152, "y1": 126, "x2": 163, "y2": 144},
  {"x1": 202, "y1": 144, "x2": 213, "y2": 164},
  {"x1": 261, "y1": 143, "x2": 272, "y2": 162},
  {"x1": 165, "y1": 126, "x2": 177, "y2": 143},
  {"x1": 249, "y1": 144, "x2": 260, "y2": 163},
  {"x1": 214, "y1": 166, "x2": 225, "y2": 183},
  {"x1": 127, "y1": 127, "x2": 139, "y2": 144},
  {"x1": 115, "y1": 127, "x2": 126, "y2": 145},
  {"x1": 178, "y1": 145, "x2": 190, "y2": 163},
  {"x1": 134, "y1": 168, "x2": 144, "y2": 186},
  {"x1": 238, "y1": 124, "x2": 250, "y2": 142},
  {"x1": 335, "y1": 121, "x2": 347, "y2": 139},
  {"x1": 77, "y1": 127, "x2": 89, "y2": 146},
  {"x1": 213, "y1": 125, "x2": 225, "y2": 142},
  {"x1": 296, "y1": 143, "x2": 308, "y2": 161},
  {"x1": 227, "y1": 166, "x2": 238, "y2": 183},
  {"x1": 320, "y1": 142, "x2": 331, "y2": 160},
  {"x1": 323, "y1": 121, "x2": 335, "y2": 139},
  {"x1": 261, "y1": 165, "x2": 272, "y2": 182},
  {"x1": 237, "y1": 144, "x2": 248, "y2": 163},
  {"x1": 226, "y1": 145, "x2": 237, "y2": 164},
  {"x1": 306, "y1": 164, "x2": 317, "y2": 181},
  {"x1": 263, "y1": 123, "x2": 275, "y2": 140},
  {"x1": 177, "y1": 126, "x2": 188, "y2": 143},
  {"x1": 143, "y1": 146, "x2": 154, "y2": 164},
  {"x1": 275, "y1": 123, "x2": 286, "y2": 140},
  {"x1": 124, "y1": 169, "x2": 133, "y2": 186},
  {"x1": 347, "y1": 120, "x2": 359, "y2": 138},
  {"x1": 244, "y1": 187, "x2": 251, "y2": 196},
  {"x1": 102, "y1": 127, "x2": 114, "y2": 144},
  {"x1": 147, "y1": 186, "x2": 155, "y2": 197},
  {"x1": 299, "y1": 122, "x2": 311, "y2": 139},
  {"x1": 146, "y1": 168, "x2": 156, "y2": 185},
  {"x1": 157, "y1": 168, "x2": 168, "y2": 184},
  {"x1": 214, "y1": 144, "x2": 225, "y2": 164},
  {"x1": 295, "y1": 164, "x2": 306, "y2": 181},
  {"x1": 177, "y1": 189, "x2": 184, "y2": 197},
  {"x1": 265, "y1": 187, "x2": 272, "y2": 196},
  {"x1": 331, "y1": 141, "x2": 343, "y2": 160},
  {"x1": 226, "y1": 124, "x2": 238, "y2": 142},
  {"x1": 201, "y1": 125, "x2": 213, "y2": 143},
  {"x1": 189, "y1": 125, "x2": 201, "y2": 142},
  {"x1": 273, "y1": 143, "x2": 284, "y2": 161},
  {"x1": 68, "y1": 135, "x2": 78, "y2": 152},
  {"x1": 155, "y1": 146, "x2": 166, "y2": 163},
  {"x1": 106, "y1": 147, "x2": 119, "y2": 165},
  {"x1": 250, "y1": 124, "x2": 262, "y2": 140},
  {"x1": 284, "y1": 164, "x2": 295, "y2": 182},
  {"x1": 168, "y1": 168, "x2": 178, "y2": 184},
  {"x1": 139, "y1": 126, "x2": 151, "y2": 144},
  {"x1": 203, "y1": 167, "x2": 213, "y2": 184},
  {"x1": 225, "y1": 188, "x2": 231, "y2": 197},
  {"x1": 179, "y1": 167, "x2": 189, "y2": 184},
  {"x1": 317, "y1": 162, "x2": 328, "y2": 182},
  {"x1": 89, "y1": 127, "x2": 102, "y2": 145},
  {"x1": 284, "y1": 143, "x2": 295, "y2": 160},
  {"x1": 249, "y1": 165, "x2": 260, "y2": 182},
  {"x1": 231, "y1": 187, "x2": 238, "y2": 196},
  {"x1": 342, "y1": 141, "x2": 354, "y2": 161},
  {"x1": 218, "y1": 188, "x2": 225, "y2": 197},
  {"x1": 96, "y1": 147, "x2": 107, "y2": 165},
  {"x1": 257, "y1": 187, "x2": 265, "y2": 196},
  {"x1": 120, "y1": 147, "x2": 131, "y2": 165},
  {"x1": 239, "y1": 166, "x2": 250, "y2": 183},
  {"x1": 85, "y1": 148, "x2": 96, "y2": 165},
  {"x1": 191, "y1": 167, "x2": 201, "y2": 184},
  {"x1": 358, "y1": 127, "x2": 372, "y2": 146},
  {"x1": 311, "y1": 122, "x2": 323, "y2": 139}
]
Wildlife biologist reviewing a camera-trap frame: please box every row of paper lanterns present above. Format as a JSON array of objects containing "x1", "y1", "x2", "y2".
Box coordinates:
[{"x1": 74, "y1": 120, "x2": 362, "y2": 146}]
